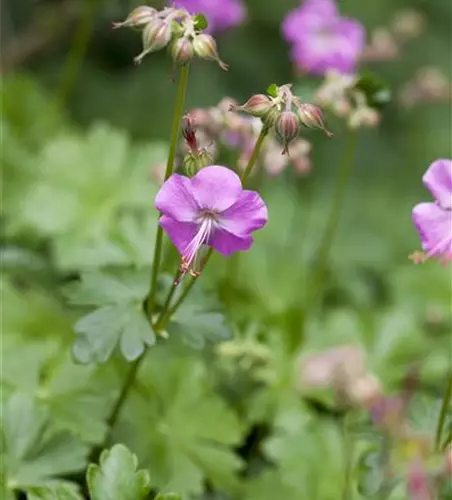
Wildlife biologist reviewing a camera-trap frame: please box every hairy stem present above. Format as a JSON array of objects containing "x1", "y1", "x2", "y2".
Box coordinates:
[
  {"x1": 55, "y1": 0, "x2": 100, "y2": 111},
  {"x1": 309, "y1": 131, "x2": 357, "y2": 306},
  {"x1": 146, "y1": 64, "x2": 190, "y2": 317},
  {"x1": 435, "y1": 372, "x2": 452, "y2": 450}
]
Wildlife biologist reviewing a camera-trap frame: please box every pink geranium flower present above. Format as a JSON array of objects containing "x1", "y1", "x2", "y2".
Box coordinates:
[
  {"x1": 412, "y1": 159, "x2": 452, "y2": 264},
  {"x1": 155, "y1": 166, "x2": 267, "y2": 278},
  {"x1": 282, "y1": 0, "x2": 365, "y2": 76}
]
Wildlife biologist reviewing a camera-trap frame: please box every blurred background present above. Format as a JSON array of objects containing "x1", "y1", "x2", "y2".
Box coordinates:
[{"x1": 1, "y1": 0, "x2": 452, "y2": 498}]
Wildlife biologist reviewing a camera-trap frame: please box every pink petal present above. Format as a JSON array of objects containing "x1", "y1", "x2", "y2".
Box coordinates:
[
  {"x1": 155, "y1": 174, "x2": 199, "y2": 222},
  {"x1": 412, "y1": 202, "x2": 452, "y2": 257},
  {"x1": 423, "y1": 159, "x2": 452, "y2": 209},
  {"x1": 191, "y1": 165, "x2": 242, "y2": 212},
  {"x1": 218, "y1": 190, "x2": 268, "y2": 236},
  {"x1": 160, "y1": 215, "x2": 198, "y2": 256},
  {"x1": 210, "y1": 229, "x2": 253, "y2": 256}
]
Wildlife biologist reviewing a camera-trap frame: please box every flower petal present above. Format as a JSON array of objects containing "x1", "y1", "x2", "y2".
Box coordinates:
[
  {"x1": 423, "y1": 159, "x2": 452, "y2": 209},
  {"x1": 218, "y1": 190, "x2": 268, "y2": 236},
  {"x1": 160, "y1": 215, "x2": 198, "y2": 256},
  {"x1": 191, "y1": 165, "x2": 242, "y2": 212},
  {"x1": 155, "y1": 174, "x2": 198, "y2": 222},
  {"x1": 412, "y1": 202, "x2": 452, "y2": 257},
  {"x1": 210, "y1": 229, "x2": 253, "y2": 256}
]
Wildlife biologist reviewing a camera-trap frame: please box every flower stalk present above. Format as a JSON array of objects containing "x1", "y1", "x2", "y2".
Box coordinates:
[
  {"x1": 308, "y1": 131, "x2": 357, "y2": 307},
  {"x1": 146, "y1": 64, "x2": 190, "y2": 318},
  {"x1": 435, "y1": 372, "x2": 452, "y2": 451}
]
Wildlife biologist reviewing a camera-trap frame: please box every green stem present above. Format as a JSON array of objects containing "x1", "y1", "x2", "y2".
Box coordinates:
[
  {"x1": 55, "y1": 0, "x2": 99, "y2": 111},
  {"x1": 341, "y1": 414, "x2": 354, "y2": 500},
  {"x1": 241, "y1": 127, "x2": 269, "y2": 183},
  {"x1": 154, "y1": 126, "x2": 270, "y2": 330},
  {"x1": 89, "y1": 354, "x2": 145, "y2": 462},
  {"x1": 435, "y1": 372, "x2": 452, "y2": 450},
  {"x1": 309, "y1": 131, "x2": 357, "y2": 304},
  {"x1": 146, "y1": 64, "x2": 190, "y2": 318}
]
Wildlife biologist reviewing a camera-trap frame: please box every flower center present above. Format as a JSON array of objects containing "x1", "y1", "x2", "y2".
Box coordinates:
[{"x1": 175, "y1": 210, "x2": 219, "y2": 285}]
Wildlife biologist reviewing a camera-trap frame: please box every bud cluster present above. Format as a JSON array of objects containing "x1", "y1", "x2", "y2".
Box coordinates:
[
  {"x1": 232, "y1": 83, "x2": 332, "y2": 155},
  {"x1": 361, "y1": 8, "x2": 425, "y2": 63},
  {"x1": 316, "y1": 71, "x2": 381, "y2": 129},
  {"x1": 113, "y1": 6, "x2": 227, "y2": 69},
  {"x1": 399, "y1": 66, "x2": 451, "y2": 109},
  {"x1": 296, "y1": 345, "x2": 382, "y2": 408},
  {"x1": 160, "y1": 96, "x2": 314, "y2": 179}
]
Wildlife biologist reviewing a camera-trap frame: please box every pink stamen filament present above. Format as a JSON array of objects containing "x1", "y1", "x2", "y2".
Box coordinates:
[{"x1": 176, "y1": 213, "x2": 218, "y2": 284}]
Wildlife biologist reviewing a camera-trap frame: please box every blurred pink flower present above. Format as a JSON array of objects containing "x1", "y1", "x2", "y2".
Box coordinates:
[
  {"x1": 412, "y1": 159, "x2": 452, "y2": 264},
  {"x1": 173, "y1": 0, "x2": 246, "y2": 33},
  {"x1": 282, "y1": 0, "x2": 365, "y2": 75}
]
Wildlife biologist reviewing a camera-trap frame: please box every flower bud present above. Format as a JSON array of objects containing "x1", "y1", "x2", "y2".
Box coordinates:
[
  {"x1": 274, "y1": 111, "x2": 300, "y2": 155},
  {"x1": 297, "y1": 103, "x2": 333, "y2": 137},
  {"x1": 113, "y1": 6, "x2": 157, "y2": 29},
  {"x1": 183, "y1": 153, "x2": 198, "y2": 177},
  {"x1": 193, "y1": 34, "x2": 229, "y2": 71},
  {"x1": 234, "y1": 94, "x2": 274, "y2": 117},
  {"x1": 135, "y1": 19, "x2": 172, "y2": 64},
  {"x1": 171, "y1": 37, "x2": 194, "y2": 64},
  {"x1": 182, "y1": 115, "x2": 198, "y2": 153},
  {"x1": 262, "y1": 106, "x2": 281, "y2": 127}
]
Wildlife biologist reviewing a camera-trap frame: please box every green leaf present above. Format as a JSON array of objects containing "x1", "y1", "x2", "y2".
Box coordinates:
[
  {"x1": 262, "y1": 408, "x2": 346, "y2": 499},
  {"x1": 73, "y1": 304, "x2": 155, "y2": 363},
  {"x1": 27, "y1": 483, "x2": 83, "y2": 500},
  {"x1": 11, "y1": 123, "x2": 162, "y2": 270},
  {"x1": 87, "y1": 444, "x2": 151, "y2": 500},
  {"x1": 1, "y1": 393, "x2": 88, "y2": 492},
  {"x1": 266, "y1": 83, "x2": 278, "y2": 98},
  {"x1": 154, "y1": 494, "x2": 181, "y2": 500},
  {"x1": 117, "y1": 350, "x2": 244, "y2": 497},
  {"x1": 167, "y1": 292, "x2": 232, "y2": 349},
  {"x1": 64, "y1": 269, "x2": 149, "y2": 308},
  {"x1": 353, "y1": 71, "x2": 391, "y2": 110},
  {"x1": 193, "y1": 13, "x2": 209, "y2": 31}
]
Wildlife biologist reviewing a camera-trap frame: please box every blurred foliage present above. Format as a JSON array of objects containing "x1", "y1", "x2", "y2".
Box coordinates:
[{"x1": 1, "y1": 0, "x2": 451, "y2": 498}]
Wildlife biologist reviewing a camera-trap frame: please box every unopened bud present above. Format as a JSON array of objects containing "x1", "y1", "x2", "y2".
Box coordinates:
[
  {"x1": 182, "y1": 115, "x2": 198, "y2": 153},
  {"x1": 183, "y1": 153, "x2": 198, "y2": 177},
  {"x1": 193, "y1": 34, "x2": 228, "y2": 71},
  {"x1": 234, "y1": 94, "x2": 274, "y2": 117},
  {"x1": 345, "y1": 374, "x2": 382, "y2": 407},
  {"x1": 274, "y1": 111, "x2": 300, "y2": 155},
  {"x1": 135, "y1": 19, "x2": 172, "y2": 64},
  {"x1": 262, "y1": 106, "x2": 281, "y2": 127},
  {"x1": 171, "y1": 37, "x2": 194, "y2": 64},
  {"x1": 297, "y1": 103, "x2": 333, "y2": 137},
  {"x1": 113, "y1": 6, "x2": 157, "y2": 29},
  {"x1": 197, "y1": 148, "x2": 213, "y2": 167}
]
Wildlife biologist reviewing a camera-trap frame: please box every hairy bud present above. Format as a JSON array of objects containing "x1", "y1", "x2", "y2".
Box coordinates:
[
  {"x1": 274, "y1": 111, "x2": 300, "y2": 155},
  {"x1": 234, "y1": 94, "x2": 274, "y2": 117},
  {"x1": 171, "y1": 37, "x2": 194, "y2": 64},
  {"x1": 113, "y1": 6, "x2": 157, "y2": 29},
  {"x1": 135, "y1": 19, "x2": 173, "y2": 64},
  {"x1": 297, "y1": 103, "x2": 333, "y2": 137},
  {"x1": 193, "y1": 34, "x2": 229, "y2": 71}
]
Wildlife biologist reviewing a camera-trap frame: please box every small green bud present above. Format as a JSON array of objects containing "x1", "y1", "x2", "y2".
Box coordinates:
[
  {"x1": 262, "y1": 106, "x2": 281, "y2": 127},
  {"x1": 113, "y1": 6, "x2": 157, "y2": 29},
  {"x1": 183, "y1": 153, "x2": 198, "y2": 177},
  {"x1": 192, "y1": 34, "x2": 228, "y2": 71},
  {"x1": 171, "y1": 37, "x2": 194, "y2": 64}
]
